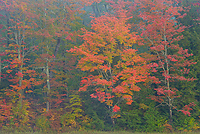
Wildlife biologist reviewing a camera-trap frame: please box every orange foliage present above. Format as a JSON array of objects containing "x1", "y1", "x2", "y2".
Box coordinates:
[{"x1": 69, "y1": 0, "x2": 148, "y2": 113}]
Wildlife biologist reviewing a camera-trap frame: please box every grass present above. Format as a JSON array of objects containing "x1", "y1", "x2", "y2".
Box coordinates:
[{"x1": 1, "y1": 131, "x2": 200, "y2": 134}]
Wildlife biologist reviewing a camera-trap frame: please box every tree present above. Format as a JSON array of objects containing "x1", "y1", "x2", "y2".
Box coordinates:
[
  {"x1": 135, "y1": 0, "x2": 196, "y2": 125},
  {"x1": 0, "y1": 0, "x2": 43, "y2": 129},
  {"x1": 69, "y1": 0, "x2": 148, "y2": 124},
  {"x1": 25, "y1": 0, "x2": 84, "y2": 112}
]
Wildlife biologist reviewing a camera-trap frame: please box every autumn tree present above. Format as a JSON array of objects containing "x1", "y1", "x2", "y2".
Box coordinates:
[
  {"x1": 24, "y1": 0, "x2": 84, "y2": 112},
  {"x1": 135, "y1": 0, "x2": 196, "y2": 125},
  {"x1": 69, "y1": 0, "x2": 148, "y2": 123},
  {"x1": 0, "y1": 0, "x2": 44, "y2": 129}
]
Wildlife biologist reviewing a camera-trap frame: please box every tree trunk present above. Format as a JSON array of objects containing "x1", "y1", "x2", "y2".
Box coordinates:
[
  {"x1": 169, "y1": 97, "x2": 173, "y2": 132},
  {"x1": 46, "y1": 60, "x2": 50, "y2": 111}
]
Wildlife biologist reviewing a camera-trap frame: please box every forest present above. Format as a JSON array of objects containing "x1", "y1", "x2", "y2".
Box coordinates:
[{"x1": 0, "y1": 0, "x2": 200, "y2": 133}]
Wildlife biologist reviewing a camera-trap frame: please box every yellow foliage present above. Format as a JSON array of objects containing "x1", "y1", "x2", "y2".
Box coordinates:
[{"x1": 139, "y1": 103, "x2": 149, "y2": 110}]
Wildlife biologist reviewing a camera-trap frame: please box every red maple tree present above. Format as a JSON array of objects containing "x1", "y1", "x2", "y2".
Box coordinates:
[
  {"x1": 134, "y1": 0, "x2": 196, "y2": 124},
  {"x1": 69, "y1": 0, "x2": 148, "y2": 119}
]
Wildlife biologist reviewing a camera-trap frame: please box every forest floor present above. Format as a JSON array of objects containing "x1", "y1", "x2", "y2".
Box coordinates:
[{"x1": 1, "y1": 131, "x2": 200, "y2": 134}]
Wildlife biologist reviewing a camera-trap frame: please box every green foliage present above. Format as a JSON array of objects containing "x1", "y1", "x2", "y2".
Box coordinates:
[
  {"x1": 81, "y1": 91, "x2": 115, "y2": 131},
  {"x1": 115, "y1": 97, "x2": 166, "y2": 132},
  {"x1": 143, "y1": 108, "x2": 166, "y2": 132},
  {"x1": 35, "y1": 116, "x2": 50, "y2": 132},
  {"x1": 115, "y1": 109, "x2": 143, "y2": 132},
  {"x1": 60, "y1": 95, "x2": 91, "y2": 130},
  {"x1": 173, "y1": 114, "x2": 200, "y2": 131},
  {"x1": 88, "y1": 111, "x2": 105, "y2": 131}
]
